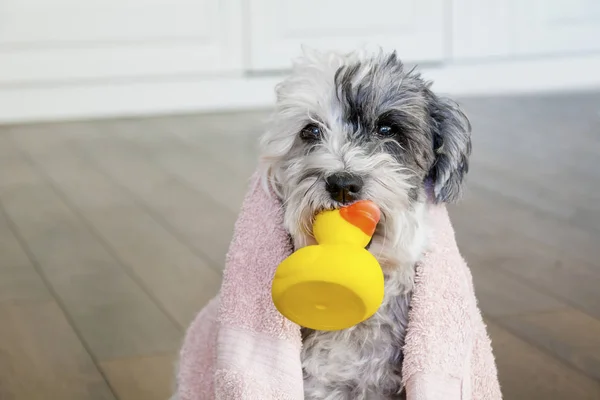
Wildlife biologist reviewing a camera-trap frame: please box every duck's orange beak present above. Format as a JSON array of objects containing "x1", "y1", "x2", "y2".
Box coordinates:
[{"x1": 339, "y1": 200, "x2": 381, "y2": 237}]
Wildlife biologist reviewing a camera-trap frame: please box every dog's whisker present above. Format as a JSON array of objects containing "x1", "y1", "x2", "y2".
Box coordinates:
[{"x1": 303, "y1": 178, "x2": 320, "y2": 198}]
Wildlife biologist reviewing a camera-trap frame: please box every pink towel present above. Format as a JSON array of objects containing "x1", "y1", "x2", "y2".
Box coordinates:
[{"x1": 175, "y1": 172, "x2": 501, "y2": 399}]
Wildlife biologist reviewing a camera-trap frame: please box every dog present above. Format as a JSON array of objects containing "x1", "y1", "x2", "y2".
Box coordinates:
[{"x1": 259, "y1": 49, "x2": 471, "y2": 399}]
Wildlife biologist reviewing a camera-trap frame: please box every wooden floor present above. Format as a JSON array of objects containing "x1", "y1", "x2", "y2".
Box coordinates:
[{"x1": 0, "y1": 91, "x2": 599, "y2": 400}]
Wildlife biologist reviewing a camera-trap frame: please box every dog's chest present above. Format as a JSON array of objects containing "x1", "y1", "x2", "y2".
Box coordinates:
[{"x1": 301, "y1": 288, "x2": 411, "y2": 400}]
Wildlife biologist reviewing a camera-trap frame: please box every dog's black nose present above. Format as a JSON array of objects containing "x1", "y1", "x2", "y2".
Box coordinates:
[{"x1": 325, "y1": 173, "x2": 364, "y2": 204}]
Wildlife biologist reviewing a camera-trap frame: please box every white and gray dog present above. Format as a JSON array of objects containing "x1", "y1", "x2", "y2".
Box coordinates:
[{"x1": 259, "y1": 49, "x2": 471, "y2": 399}]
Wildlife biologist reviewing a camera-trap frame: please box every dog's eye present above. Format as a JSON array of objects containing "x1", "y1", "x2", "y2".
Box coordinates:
[
  {"x1": 376, "y1": 125, "x2": 396, "y2": 137},
  {"x1": 300, "y1": 124, "x2": 322, "y2": 141}
]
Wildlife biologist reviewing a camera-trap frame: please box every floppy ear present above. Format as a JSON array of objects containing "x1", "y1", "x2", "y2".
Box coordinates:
[{"x1": 426, "y1": 92, "x2": 472, "y2": 203}]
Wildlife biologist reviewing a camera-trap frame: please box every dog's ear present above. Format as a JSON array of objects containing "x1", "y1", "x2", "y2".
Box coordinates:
[{"x1": 426, "y1": 91, "x2": 472, "y2": 203}]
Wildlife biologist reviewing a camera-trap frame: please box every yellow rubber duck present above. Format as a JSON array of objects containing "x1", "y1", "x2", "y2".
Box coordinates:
[{"x1": 271, "y1": 200, "x2": 384, "y2": 331}]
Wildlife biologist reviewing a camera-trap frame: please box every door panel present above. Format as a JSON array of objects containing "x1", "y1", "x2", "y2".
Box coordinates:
[
  {"x1": 512, "y1": 0, "x2": 600, "y2": 56},
  {"x1": 0, "y1": 0, "x2": 243, "y2": 84},
  {"x1": 452, "y1": 0, "x2": 600, "y2": 60},
  {"x1": 247, "y1": 0, "x2": 446, "y2": 70}
]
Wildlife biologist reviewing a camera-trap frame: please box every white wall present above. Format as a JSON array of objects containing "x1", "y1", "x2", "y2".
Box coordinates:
[{"x1": 1, "y1": 0, "x2": 599, "y2": 123}]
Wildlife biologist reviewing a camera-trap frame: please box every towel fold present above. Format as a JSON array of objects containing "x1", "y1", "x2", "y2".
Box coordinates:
[{"x1": 175, "y1": 172, "x2": 502, "y2": 399}]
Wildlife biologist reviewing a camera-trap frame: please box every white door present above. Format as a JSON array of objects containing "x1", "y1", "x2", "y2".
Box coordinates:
[
  {"x1": 0, "y1": 0, "x2": 243, "y2": 85},
  {"x1": 512, "y1": 0, "x2": 600, "y2": 56},
  {"x1": 246, "y1": 0, "x2": 447, "y2": 71},
  {"x1": 452, "y1": 0, "x2": 600, "y2": 59}
]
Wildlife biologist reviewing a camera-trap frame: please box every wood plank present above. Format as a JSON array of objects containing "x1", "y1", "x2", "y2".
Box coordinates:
[
  {"x1": 0, "y1": 301, "x2": 115, "y2": 400},
  {"x1": 147, "y1": 146, "x2": 249, "y2": 213},
  {"x1": 0, "y1": 152, "x2": 183, "y2": 361},
  {"x1": 153, "y1": 115, "x2": 263, "y2": 174},
  {"x1": 469, "y1": 264, "x2": 567, "y2": 317},
  {"x1": 73, "y1": 204, "x2": 222, "y2": 328},
  {"x1": 16, "y1": 145, "x2": 223, "y2": 327},
  {"x1": 102, "y1": 120, "x2": 251, "y2": 212},
  {"x1": 1, "y1": 123, "x2": 75, "y2": 157},
  {"x1": 467, "y1": 243, "x2": 600, "y2": 320},
  {"x1": 100, "y1": 353, "x2": 176, "y2": 400},
  {"x1": 461, "y1": 93, "x2": 600, "y2": 232},
  {"x1": 498, "y1": 308, "x2": 600, "y2": 382},
  {"x1": 486, "y1": 318, "x2": 600, "y2": 400},
  {"x1": 71, "y1": 132, "x2": 236, "y2": 269},
  {"x1": 469, "y1": 166, "x2": 600, "y2": 237},
  {"x1": 450, "y1": 199, "x2": 600, "y2": 320},
  {"x1": 463, "y1": 93, "x2": 600, "y2": 159},
  {"x1": 455, "y1": 185, "x2": 600, "y2": 268},
  {"x1": 0, "y1": 136, "x2": 42, "y2": 189},
  {"x1": 0, "y1": 208, "x2": 51, "y2": 303}
]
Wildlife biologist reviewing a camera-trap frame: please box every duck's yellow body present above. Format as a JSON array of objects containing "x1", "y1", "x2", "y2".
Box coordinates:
[{"x1": 271, "y1": 200, "x2": 384, "y2": 331}]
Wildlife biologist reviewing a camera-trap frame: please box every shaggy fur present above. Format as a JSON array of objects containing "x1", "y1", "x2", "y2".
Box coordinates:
[{"x1": 259, "y1": 48, "x2": 471, "y2": 400}]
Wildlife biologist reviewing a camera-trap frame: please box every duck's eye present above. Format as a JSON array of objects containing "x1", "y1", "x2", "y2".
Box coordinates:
[
  {"x1": 376, "y1": 125, "x2": 396, "y2": 137},
  {"x1": 300, "y1": 124, "x2": 322, "y2": 141}
]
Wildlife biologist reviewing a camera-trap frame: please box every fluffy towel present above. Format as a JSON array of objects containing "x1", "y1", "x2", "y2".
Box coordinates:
[{"x1": 175, "y1": 172, "x2": 502, "y2": 400}]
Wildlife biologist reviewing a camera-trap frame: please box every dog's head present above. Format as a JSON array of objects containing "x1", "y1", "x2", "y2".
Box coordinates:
[{"x1": 260, "y1": 49, "x2": 471, "y2": 267}]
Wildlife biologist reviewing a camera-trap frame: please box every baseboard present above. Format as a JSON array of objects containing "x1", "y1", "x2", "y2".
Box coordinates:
[
  {"x1": 425, "y1": 54, "x2": 600, "y2": 96},
  {"x1": 0, "y1": 75, "x2": 282, "y2": 125},
  {"x1": 1, "y1": 54, "x2": 600, "y2": 125}
]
